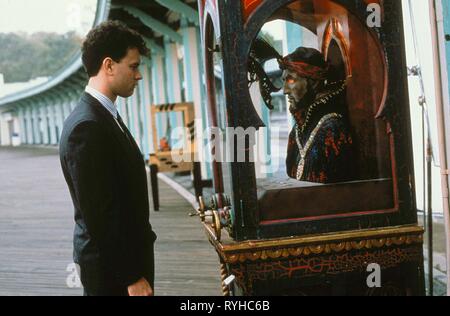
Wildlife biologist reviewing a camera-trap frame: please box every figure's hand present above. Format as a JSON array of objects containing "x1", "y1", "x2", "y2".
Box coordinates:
[{"x1": 127, "y1": 277, "x2": 154, "y2": 296}]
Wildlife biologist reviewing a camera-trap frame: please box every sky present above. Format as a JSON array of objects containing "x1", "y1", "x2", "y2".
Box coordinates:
[
  {"x1": 262, "y1": 20, "x2": 285, "y2": 40},
  {"x1": 0, "y1": 0, "x2": 97, "y2": 35}
]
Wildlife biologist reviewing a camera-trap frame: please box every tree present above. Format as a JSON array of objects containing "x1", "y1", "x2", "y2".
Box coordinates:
[{"x1": 0, "y1": 32, "x2": 82, "y2": 83}]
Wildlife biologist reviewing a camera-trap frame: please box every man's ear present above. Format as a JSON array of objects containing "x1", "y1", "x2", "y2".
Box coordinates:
[{"x1": 102, "y1": 57, "x2": 114, "y2": 75}]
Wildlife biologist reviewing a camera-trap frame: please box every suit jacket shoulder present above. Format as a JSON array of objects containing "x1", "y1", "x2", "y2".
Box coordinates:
[{"x1": 61, "y1": 93, "x2": 104, "y2": 141}]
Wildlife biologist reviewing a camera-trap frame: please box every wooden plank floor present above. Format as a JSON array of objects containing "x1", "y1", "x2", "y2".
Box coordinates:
[{"x1": 0, "y1": 146, "x2": 221, "y2": 296}]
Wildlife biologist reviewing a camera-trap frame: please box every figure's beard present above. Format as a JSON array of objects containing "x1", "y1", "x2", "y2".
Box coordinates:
[{"x1": 289, "y1": 88, "x2": 316, "y2": 116}]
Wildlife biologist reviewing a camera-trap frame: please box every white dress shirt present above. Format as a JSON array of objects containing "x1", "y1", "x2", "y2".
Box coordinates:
[{"x1": 85, "y1": 86, "x2": 125, "y2": 133}]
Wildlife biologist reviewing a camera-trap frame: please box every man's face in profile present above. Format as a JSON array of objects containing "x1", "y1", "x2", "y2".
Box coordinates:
[{"x1": 110, "y1": 47, "x2": 143, "y2": 98}]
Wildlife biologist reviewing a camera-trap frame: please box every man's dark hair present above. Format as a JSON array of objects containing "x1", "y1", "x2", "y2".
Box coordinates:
[{"x1": 82, "y1": 20, "x2": 150, "y2": 77}]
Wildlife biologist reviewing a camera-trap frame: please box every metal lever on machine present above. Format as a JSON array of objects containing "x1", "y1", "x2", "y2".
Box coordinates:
[
  {"x1": 189, "y1": 195, "x2": 233, "y2": 242},
  {"x1": 188, "y1": 196, "x2": 209, "y2": 221}
]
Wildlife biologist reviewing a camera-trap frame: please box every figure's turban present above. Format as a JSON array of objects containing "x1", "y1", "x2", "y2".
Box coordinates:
[{"x1": 279, "y1": 58, "x2": 329, "y2": 80}]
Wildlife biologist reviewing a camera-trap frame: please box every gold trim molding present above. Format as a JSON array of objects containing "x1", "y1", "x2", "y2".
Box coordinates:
[{"x1": 203, "y1": 224, "x2": 424, "y2": 264}]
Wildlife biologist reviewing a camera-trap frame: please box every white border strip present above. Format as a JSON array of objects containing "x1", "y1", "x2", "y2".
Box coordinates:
[{"x1": 146, "y1": 166, "x2": 198, "y2": 208}]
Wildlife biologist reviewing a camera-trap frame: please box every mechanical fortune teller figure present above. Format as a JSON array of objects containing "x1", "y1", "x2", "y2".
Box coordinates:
[{"x1": 249, "y1": 40, "x2": 356, "y2": 183}]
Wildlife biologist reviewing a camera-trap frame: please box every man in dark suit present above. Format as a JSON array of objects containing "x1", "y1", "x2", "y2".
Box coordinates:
[{"x1": 59, "y1": 21, "x2": 156, "y2": 296}]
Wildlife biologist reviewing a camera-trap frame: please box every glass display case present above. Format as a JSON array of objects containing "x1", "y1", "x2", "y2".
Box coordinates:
[{"x1": 197, "y1": 0, "x2": 424, "y2": 296}]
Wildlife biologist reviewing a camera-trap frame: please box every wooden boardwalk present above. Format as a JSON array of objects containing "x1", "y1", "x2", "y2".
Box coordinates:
[{"x1": 0, "y1": 146, "x2": 221, "y2": 296}]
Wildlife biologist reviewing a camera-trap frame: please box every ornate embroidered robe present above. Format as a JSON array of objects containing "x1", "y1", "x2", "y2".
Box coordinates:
[{"x1": 286, "y1": 85, "x2": 356, "y2": 184}]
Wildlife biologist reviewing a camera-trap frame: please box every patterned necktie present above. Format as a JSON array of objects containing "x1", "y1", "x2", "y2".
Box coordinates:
[
  {"x1": 116, "y1": 114, "x2": 131, "y2": 143},
  {"x1": 116, "y1": 114, "x2": 143, "y2": 159}
]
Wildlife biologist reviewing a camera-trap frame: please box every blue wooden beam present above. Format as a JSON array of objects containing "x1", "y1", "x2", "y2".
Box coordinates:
[
  {"x1": 44, "y1": 92, "x2": 62, "y2": 104},
  {"x1": 144, "y1": 37, "x2": 165, "y2": 55},
  {"x1": 119, "y1": 5, "x2": 182, "y2": 44},
  {"x1": 66, "y1": 76, "x2": 85, "y2": 89},
  {"x1": 142, "y1": 56, "x2": 152, "y2": 67},
  {"x1": 65, "y1": 87, "x2": 81, "y2": 99},
  {"x1": 155, "y1": 0, "x2": 199, "y2": 26},
  {"x1": 60, "y1": 90, "x2": 75, "y2": 103}
]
